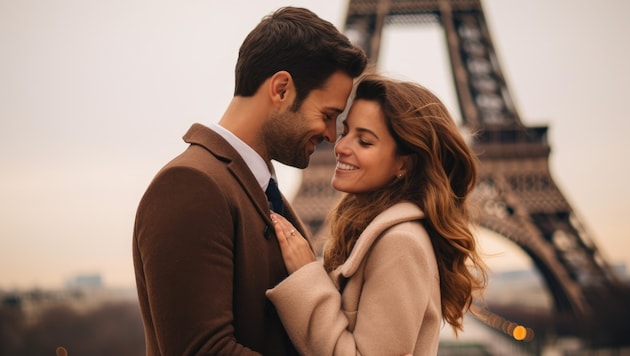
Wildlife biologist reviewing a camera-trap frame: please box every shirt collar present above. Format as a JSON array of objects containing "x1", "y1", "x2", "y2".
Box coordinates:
[{"x1": 210, "y1": 122, "x2": 273, "y2": 190}]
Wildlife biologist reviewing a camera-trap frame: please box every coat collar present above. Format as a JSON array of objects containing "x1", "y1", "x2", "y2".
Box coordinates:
[
  {"x1": 183, "y1": 122, "x2": 240, "y2": 163},
  {"x1": 337, "y1": 202, "x2": 425, "y2": 278}
]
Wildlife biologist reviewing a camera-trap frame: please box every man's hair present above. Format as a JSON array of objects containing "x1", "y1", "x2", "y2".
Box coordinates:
[{"x1": 234, "y1": 6, "x2": 367, "y2": 110}]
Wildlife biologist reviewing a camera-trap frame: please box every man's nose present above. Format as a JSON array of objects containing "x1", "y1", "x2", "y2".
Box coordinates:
[{"x1": 324, "y1": 120, "x2": 337, "y2": 143}]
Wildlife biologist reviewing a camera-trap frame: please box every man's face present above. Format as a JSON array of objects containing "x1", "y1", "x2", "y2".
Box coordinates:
[{"x1": 265, "y1": 71, "x2": 354, "y2": 169}]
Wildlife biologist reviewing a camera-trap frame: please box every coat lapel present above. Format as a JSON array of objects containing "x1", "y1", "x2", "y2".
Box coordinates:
[
  {"x1": 182, "y1": 123, "x2": 311, "y2": 240},
  {"x1": 183, "y1": 123, "x2": 270, "y2": 222}
]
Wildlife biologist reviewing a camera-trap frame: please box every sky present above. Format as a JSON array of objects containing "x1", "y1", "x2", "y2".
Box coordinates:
[{"x1": 1, "y1": 0, "x2": 629, "y2": 290}]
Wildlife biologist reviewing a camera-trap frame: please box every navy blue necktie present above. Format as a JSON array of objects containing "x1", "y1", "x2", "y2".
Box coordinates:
[{"x1": 265, "y1": 178, "x2": 284, "y2": 215}]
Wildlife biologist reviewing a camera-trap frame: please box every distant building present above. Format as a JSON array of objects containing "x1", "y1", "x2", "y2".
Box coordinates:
[{"x1": 65, "y1": 273, "x2": 103, "y2": 289}]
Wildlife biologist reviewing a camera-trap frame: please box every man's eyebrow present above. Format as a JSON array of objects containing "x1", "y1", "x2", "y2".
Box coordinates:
[{"x1": 325, "y1": 107, "x2": 345, "y2": 114}]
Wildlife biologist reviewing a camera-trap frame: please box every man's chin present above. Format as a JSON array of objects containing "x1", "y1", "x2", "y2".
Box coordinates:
[
  {"x1": 277, "y1": 156, "x2": 309, "y2": 170},
  {"x1": 293, "y1": 158, "x2": 309, "y2": 170}
]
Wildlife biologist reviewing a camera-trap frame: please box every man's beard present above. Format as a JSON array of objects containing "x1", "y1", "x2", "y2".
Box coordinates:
[{"x1": 263, "y1": 109, "x2": 312, "y2": 169}]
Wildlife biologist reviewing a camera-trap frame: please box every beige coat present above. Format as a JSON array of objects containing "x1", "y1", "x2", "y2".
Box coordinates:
[{"x1": 266, "y1": 202, "x2": 442, "y2": 355}]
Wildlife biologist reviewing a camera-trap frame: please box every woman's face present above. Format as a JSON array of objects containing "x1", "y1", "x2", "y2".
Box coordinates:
[{"x1": 332, "y1": 99, "x2": 406, "y2": 194}]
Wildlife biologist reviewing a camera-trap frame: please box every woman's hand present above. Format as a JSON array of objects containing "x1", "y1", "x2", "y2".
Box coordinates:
[{"x1": 270, "y1": 213, "x2": 316, "y2": 274}]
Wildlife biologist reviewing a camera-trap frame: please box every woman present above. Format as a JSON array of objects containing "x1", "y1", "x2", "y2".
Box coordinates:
[{"x1": 267, "y1": 74, "x2": 487, "y2": 355}]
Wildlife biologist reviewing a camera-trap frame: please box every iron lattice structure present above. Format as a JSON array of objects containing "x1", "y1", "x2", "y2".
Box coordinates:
[{"x1": 291, "y1": 0, "x2": 628, "y2": 342}]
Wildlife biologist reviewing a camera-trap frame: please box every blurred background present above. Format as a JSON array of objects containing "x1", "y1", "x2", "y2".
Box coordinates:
[{"x1": 1, "y1": 0, "x2": 629, "y2": 354}]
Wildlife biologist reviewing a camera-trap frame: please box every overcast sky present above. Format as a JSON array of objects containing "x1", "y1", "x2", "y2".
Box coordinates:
[{"x1": 1, "y1": 0, "x2": 628, "y2": 290}]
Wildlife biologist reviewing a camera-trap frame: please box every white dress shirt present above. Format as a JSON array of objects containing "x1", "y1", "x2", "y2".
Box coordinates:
[{"x1": 210, "y1": 122, "x2": 274, "y2": 191}]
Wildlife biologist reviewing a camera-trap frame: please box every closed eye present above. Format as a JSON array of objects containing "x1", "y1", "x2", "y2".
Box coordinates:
[{"x1": 359, "y1": 139, "x2": 373, "y2": 147}]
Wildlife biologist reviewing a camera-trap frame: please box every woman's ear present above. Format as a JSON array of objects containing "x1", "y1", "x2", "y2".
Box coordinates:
[{"x1": 396, "y1": 155, "x2": 411, "y2": 178}]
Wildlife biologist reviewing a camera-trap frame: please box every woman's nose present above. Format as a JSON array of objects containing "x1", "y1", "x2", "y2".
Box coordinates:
[{"x1": 334, "y1": 136, "x2": 350, "y2": 155}]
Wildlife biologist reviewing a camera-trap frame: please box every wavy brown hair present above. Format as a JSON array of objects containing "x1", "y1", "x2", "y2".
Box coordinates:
[{"x1": 323, "y1": 74, "x2": 487, "y2": 334}]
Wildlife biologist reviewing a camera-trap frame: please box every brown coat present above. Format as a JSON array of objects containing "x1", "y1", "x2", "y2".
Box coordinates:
[
  {"x1": 266, "y1": 202, "x2": 442, "y2": 355},
  {"x1": 133, "y1": 123, "x2": 306, "y2": 355}
]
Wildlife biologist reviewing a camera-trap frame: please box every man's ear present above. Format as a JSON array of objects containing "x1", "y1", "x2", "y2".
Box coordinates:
[{"x1": 269, "y1": 71, "x2": 292, "y2": 104}]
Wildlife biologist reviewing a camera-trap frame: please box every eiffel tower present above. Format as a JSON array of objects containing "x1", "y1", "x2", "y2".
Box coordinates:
[{"x1": 292, "y1": 0, "x2": 629, "y2": 342}]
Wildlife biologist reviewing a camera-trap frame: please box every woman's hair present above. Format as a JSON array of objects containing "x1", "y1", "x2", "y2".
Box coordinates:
[
  {"x1": 323, "y1": 74, "x2": 487, "y2": 334},
  {"x1": 234, "y1": 7, "x2": 367, "y2": 111}
]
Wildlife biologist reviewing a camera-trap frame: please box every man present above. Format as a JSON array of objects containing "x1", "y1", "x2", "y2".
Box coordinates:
[{"x1": 132, "y1": 6, "x2": 367, "y2": 355}]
